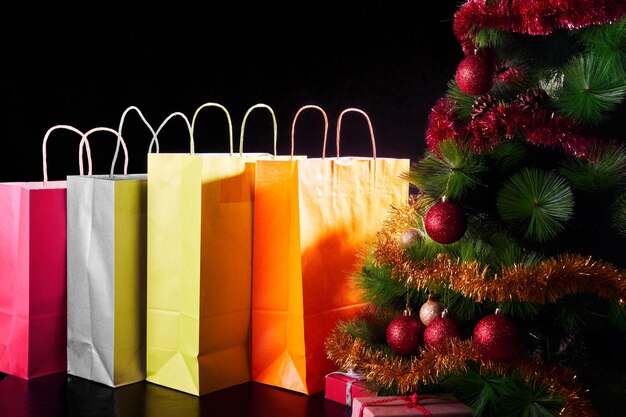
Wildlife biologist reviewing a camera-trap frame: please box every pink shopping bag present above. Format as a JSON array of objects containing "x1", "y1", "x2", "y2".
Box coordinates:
[{"x1": 0, "y1": 125, "x2": 97, "y2": 379}]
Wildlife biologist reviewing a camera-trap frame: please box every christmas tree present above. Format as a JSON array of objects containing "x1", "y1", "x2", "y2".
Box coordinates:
[{"x1": 325, "y1": 1, "x2": 626, "y2": 416}]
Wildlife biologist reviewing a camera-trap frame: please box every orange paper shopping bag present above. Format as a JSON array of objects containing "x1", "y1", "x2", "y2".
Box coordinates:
[
  {"x1": 0, "y1": 125, "x2": 95, "y2": 379},
  {"x1": 252, "y1": 107, "x2": 411, "y2": 394}
]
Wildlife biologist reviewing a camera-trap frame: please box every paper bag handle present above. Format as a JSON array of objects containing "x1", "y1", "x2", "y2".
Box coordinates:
[
  {"x1": 117, "y1": 105, "x2": 160, "y2": 154},
  {"x1": 291, "y1": 104, "x2": 328, "y2": 160},
  {"x1": 42, "y1": 125, "x2": 93, "y2": 186},
  {"x1": 43, "y1": 127, "x2": 128, "y2": 183},
  {"x1": 154, "y1": 112, "x2": 193, "y2": 153},
  {"x1": 240, "y1": 103, "x2": 278, "y2": 157},
  {"x1": 79, "y1": 127, "x2": 129, "y2": 179},
  {"x1": 112, "y1": 105, "x2": 160, "y2": 177},
  {"x1": 190, "y1": 102, "x2": 233, "y2": 155},
  {"x1": 113, "y1": 108, "x2": 192, "y2": 172},
  {"x1": 334, "y1": 108, "x2": 377, "y2": 159}
]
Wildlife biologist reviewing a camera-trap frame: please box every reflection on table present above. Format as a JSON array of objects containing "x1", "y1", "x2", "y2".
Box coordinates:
[{"x1": 0, "y1": 372, "x2": 351, "y2": 417}]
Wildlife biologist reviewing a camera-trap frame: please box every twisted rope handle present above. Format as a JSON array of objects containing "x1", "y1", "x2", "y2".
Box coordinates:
[
  {"x1": 112, "y1": 105, "x2": 159, "y2": 177},
  {"x1": 79, "y1": 127, "x2": 129, "y2": 178},
  {"x1": 291, "y1": 104, "x2": 328, "y2": 160},
  {"x1": 240, "y1": 103, "x2": 277, "y2": 157},
  {"x1": 190, "y1": 102, "x2": 233, "y2": 155},
  {"x1": 155, "y1": 112, "x2": 192, "y2": 153},
  {"x1": 42, "y1": 125, "x2": 93, "y2": 186},
  {"x1": 334, "y1": 108, "x2": 377, "y2": 159}
]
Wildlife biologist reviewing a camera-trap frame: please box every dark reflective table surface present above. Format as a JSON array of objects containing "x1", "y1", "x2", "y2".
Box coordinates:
[{"x1": 0, "y1": 372, "x2": 351, "y2": 417}]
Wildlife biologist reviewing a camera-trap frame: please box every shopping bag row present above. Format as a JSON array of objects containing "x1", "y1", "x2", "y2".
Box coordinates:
[{"x1": 0, "y1": 102, "x2": 411, "y2": 396}]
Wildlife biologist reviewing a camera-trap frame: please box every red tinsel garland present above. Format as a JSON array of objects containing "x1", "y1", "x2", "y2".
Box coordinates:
[
  {"x1": 425, "y1": 98, "x2": 598, "y2": 158},
  {"x1": 425, "y1": 99, "x2": 459, "y2": 153},
  {"x1": 454, "y1": 0, "x2": 626, "y2": 53}
]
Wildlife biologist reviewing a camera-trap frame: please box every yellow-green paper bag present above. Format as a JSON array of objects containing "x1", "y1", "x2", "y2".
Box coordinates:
[
  {"x1": 146, "y1": 103, "x2": 294, "y2": 396},
  {"x1": 66, "y1": 126, "x2": 144, "y2": 387},
  {"x1": 66, "y1": 107, "x2": 174, "y2": 387}
]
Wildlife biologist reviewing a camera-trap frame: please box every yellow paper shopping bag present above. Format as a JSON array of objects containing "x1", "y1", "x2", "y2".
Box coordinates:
[
  {"x1": 252, "y1": 107, "x2": 411, "y2": 394},
  {"x1": 146, "y1": 102, "x2": 294, "y2": 396}
]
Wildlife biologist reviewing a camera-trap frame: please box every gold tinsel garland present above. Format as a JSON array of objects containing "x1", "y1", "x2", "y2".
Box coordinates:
[
  {"x1": 325, "y1": 329, "x2": 598, "y2": 417},
  {"x1": 376, "y1": 195, "x2": 626, "y2": 304}
]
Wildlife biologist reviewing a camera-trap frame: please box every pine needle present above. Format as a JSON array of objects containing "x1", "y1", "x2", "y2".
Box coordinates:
[
  {"x1": 473, "y1": 28, "x2": 513, "y2": 49},
  {"x1": 554, "y1": 53, "x2": 626, "y2": 124},
  {"x1": 447, "y1": 81, "x2": 479, "y2": 122},
  {"x1": 487, "y1": 139, "x2": 530, "y2": 172},
  {"x1": 355, "y1": 261, "x2": 407, "y2": 311},
  {"x1": 441, "y1": 369, "x2": 502, "y2": 416},
  {"x1": 576, "y1": 16, "x2": 626, "y2": 80},
  {"x1": 496, "y1": 168, "x2": 574, "y2": 241},
  {"x1": 610, "y1": 193, "x2": 626, "y2": 237},
  {"x1": 560, "y1": 142, "x2": 626, "y2": 193},
  {"x1": 499, "y1": 379, "x2": 564, "y2": 417},
  {"x1": 608, "y1": 301, "x2": 626, "y2": 331},
  {"x1": 408, "y1": 139, "x2": 487, "y2": 200}
]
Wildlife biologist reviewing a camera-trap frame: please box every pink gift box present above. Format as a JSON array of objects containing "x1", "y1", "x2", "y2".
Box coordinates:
[
  {"x1": 352, "y1": 394, "x2": 472, "y2": 417},
  {"x1": 325, "y1": 372, "x2": 378, "y2": 406}
]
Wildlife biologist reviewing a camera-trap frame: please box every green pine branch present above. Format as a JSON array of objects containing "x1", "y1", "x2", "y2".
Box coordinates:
[
  {"x1": 559, "y1": 143, "x2": 626, "y2": 193},
  {"x1": 407, "y1": 139, "x2": 488, "y2": 200},
  {"x1": 554, "y1": 53, "x2": 626, "y2": 124},
  {"x1": 576, "y1": 16, "x2": 626, "y2": 80},
  {"x1": 611, "y1": 193, "x2": 626, "y2": 237},
  {"x1": 441, "y1": 367, "x2": 564, "y2": 417},
  {"x1": 498, "y1": 300, "x2": 541, "y2": 321},
  {"x1": 548, "y1": 294, "x2": 592, "y2": 335},
  {"x1": 447, "y1": 80, "x2": 479, "y2": 123},
  {"x1": 443, "y1": 290, "x2": 492, "y2": 323},
  {"x1": 447, "y1": 80, "x2": 525, "y2": 123},
  {"x1": 338, "y1": 317, "x2": 389, "y2": 348},
  {"x1": 609, "y1": 300, "x2": 626, "y2": 332},
  {"x1": 487, "y1": 31, "x2": 583, "y2": 84},
  {"x1": 498, "y1": 378, "x2": 564, "y2": 417},
  {"x1": 496, "y1": 168, "x2": 574, "y2": 241},
  {"x1": 354, "y1": 260, "x2": 412, "y2": 312},
  {"x1": 538, "y1": 68, "x2": 566, "y2": 98},
  {"x1": 473, "y1": 28, "x2": 513, "y2": 49}
]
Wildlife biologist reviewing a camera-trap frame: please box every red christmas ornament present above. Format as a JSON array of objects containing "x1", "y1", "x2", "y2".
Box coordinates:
[
  {"x1": 424, "y1": 310, "x2": 461, "y2": 349},
  {"x1": 424, "y1": 200, "x2": 468, "y2": 244},
  {"x1": 472, "y1": 309, "x2": 520, "y2": 361},
  {"x1": 456, "y1": 54, "x2": 493, "y2": 96},
  {"x1": 386, "y1": 309, "x2": 425, "y2": 356}
]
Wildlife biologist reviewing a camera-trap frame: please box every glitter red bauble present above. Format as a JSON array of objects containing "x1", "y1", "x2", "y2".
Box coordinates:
[
  {"x1": 472, "y1": 311, "x2": 520, "y2": 361},
  {"x1": 456, "y1": 55, "x2": 493, "y2": 96},
  {"x1": 424, "y1": 315, "x2": 462, "y2": 349},
  {"x1": 424, "y1": 201, "x2": 468, "y2": 244},
  {"x1": 386, "y1": 313, "x2": 425, "y2": 356}
]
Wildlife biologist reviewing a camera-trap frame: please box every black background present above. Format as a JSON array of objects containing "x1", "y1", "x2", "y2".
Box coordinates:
[{"x1": 4, "y1": 2, "x2": 463, "y2": 182}]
